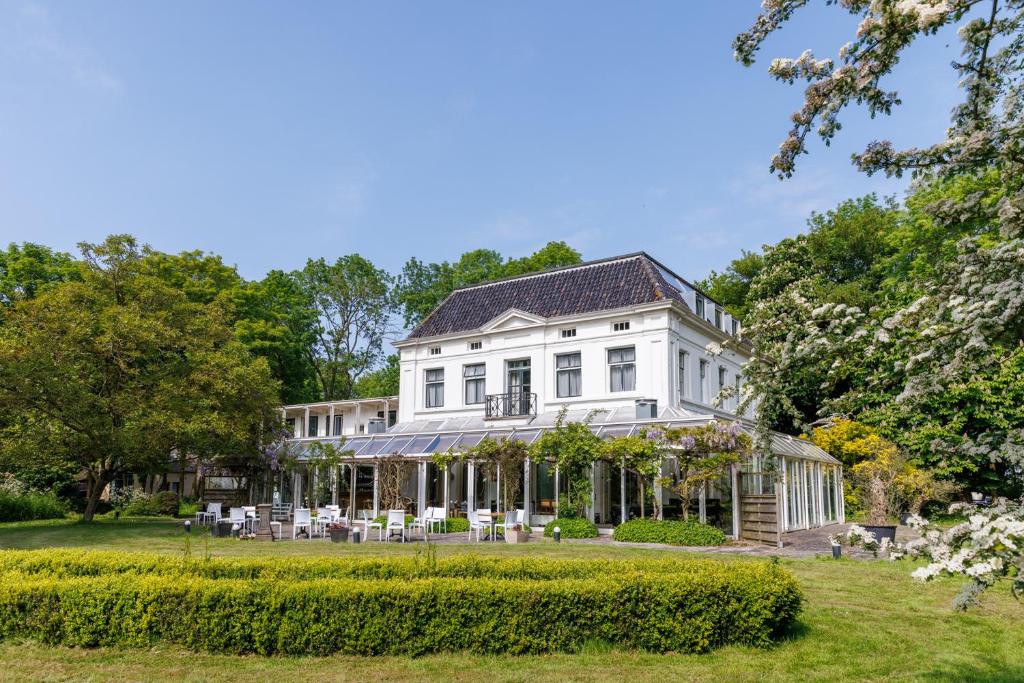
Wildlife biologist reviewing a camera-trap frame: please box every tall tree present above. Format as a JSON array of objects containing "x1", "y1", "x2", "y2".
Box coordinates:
[
  {"x1": 0, "y1": 235, "x2": 281, "y2": 520},
  {"x1": 352, "y1": 353, "x2": 400, "y2": 398},
  {"x1": 733, "y1": 1, "x2": 1024, "y2": 484},
  {"x1": 396, "y1": 241, "x2": 582, "y2": 329},
  {"x1": 0, "y1": 243, "x2": 79, "y2": 308},
  {"x1": 297, "y1": 254, "x2": 395, "y2": 400}
]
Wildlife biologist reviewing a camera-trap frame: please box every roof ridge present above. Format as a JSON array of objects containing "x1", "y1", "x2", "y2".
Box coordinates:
[{"x1": 635, "y1": 253, "x2": 666, "y2": 301}]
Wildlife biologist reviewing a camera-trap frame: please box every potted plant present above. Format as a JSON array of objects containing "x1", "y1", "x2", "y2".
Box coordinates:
[
  {"x1": 849, "y1": 435, "x2": 905, "y2": 544},
  {"x1": 504, "y1": 518, "x2": 529, "y2": 544},
  {"x1": 328, "y1": 521, "x2": 349, "y2": 543}
]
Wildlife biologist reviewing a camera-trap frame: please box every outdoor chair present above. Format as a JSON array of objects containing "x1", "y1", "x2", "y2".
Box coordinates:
[
  {"x1": 271, "y1": 502, "x2": 293, "y2": 522},
  {"x1": 196, "y1": 502, "x2": 222, "y2": 526},
  {"x1": 385, "y1": 509, "x2": 406, "y2": 543},
  {"x1": 496, "y1": 508, "x2": 522, "y2": 538},
  {"x1": 242, "y1": 505, "x2": 257, "y2": 530},
  {"x1": 315, "y1": 507, "x2": 333, "y2": 536},
  {"x1": 467, "y1": 510, "x2": 487, "y2": 542},
  {"x1": 228, "y1": 507, "x2": 247, "y2": 534},
  {"x1": 293, "y1": 508, "x2": 313, "y2": 539},
  {"x1": 409, "y1": 508, "x2": 429, "y2": 541},
  {"x1": 427, "y1": 507, "x2": 447, "y2": 534},
  {"x1": 360, "y1": 509, "x2": 382, "y2": 541}
]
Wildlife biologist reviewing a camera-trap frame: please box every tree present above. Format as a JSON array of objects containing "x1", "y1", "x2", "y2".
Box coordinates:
[
  {"x1": 352, "y1": 353, "x2": 399, "y2": 398},
  {"x1": 655, "y1": 423, "x2": 752, "y2": 522},
  {"x1": 451, "y1": 436, "x2": 529, "y2": 512},
  {"x1": 529, "y1": 409, "x2": 604, "y2": 517},
  {"x1": 297, "y1": 254, "x2": 395, "y2": 400},
  {"x1": 733, "y1": 1, "x2": 1024, "y2": 481},
  {"x1": 0, "y1": 242, "x2": 79, "y2": 307},
  {"x1": 698, "y1": 250, "x2": 765, "y2": 319},
  {"x1": 396, "y1": 242, "x2": 582, "y2": 329},
  {"x1": 602, "y1": 432, "x2": 663, "y2": 519},
  {"x1": 0, "y1": 235, "x2": 281, "y2": 520}
]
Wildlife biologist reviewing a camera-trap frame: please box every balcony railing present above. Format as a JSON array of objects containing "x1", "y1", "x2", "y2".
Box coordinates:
[{"x1": 485, "y1": 391, "x2": 537, "y2": 419}]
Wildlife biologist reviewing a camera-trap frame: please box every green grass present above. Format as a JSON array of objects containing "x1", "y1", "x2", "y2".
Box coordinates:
[{"x1": 0, "y1": 517, "x2": 1022, "y2": 682}]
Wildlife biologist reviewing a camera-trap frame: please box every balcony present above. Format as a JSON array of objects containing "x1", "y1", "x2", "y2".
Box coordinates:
[{"x1": 485, "y1": 391, "x2": 537, "y2": 419}]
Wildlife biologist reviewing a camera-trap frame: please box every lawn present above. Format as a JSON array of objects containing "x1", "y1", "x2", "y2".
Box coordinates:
[{"x1": 0, "y1": 517, "x2": 1021, "y2": 682}]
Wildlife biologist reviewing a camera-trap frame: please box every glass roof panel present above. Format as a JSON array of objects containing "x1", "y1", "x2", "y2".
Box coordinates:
[
  {"x1": 401, "y1": 434, "x2": 441, "y2": 455},
  {"x1": 433, "y1": 433, "x2": 462, "y2": 453}
]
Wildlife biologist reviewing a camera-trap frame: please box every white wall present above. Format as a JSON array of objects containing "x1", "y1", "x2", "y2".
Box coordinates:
[
  {"x1": 282, "y1": 400, "x2": 397, "y2": 439},
  {"x1": 396, "y1": 302, "x2": 752, "y2": 423}
]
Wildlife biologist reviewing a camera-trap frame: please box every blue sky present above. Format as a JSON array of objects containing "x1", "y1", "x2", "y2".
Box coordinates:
[{"x1": 0, "y1": 1, "x2": 963, "y2": 282}]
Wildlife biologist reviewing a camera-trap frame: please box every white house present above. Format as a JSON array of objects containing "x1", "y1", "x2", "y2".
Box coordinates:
[{"x1": 279, "y1": 253, "x2": 843, "y2": 541}]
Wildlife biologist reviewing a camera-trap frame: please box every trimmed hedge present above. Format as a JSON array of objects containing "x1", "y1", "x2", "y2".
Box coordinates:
[
  {"x1": 0, "y1": 550, "x2": 801, "y2": 655},
  {"x1": 543, "y1": 517, "x2": 598, "y2": 539},
  {"x1": 0, "y1": 491, "x2": 68, "y2": 523},
  {"x1": 613, "y1": 519, "x2": 727, "y2": 547}
]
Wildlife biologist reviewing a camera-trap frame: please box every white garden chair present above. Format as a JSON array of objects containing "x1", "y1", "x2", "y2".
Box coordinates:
[
  {"x1": 228, "y1": 507, "x2": 247, "y2": 534},
  {"x1": 467, "y1": 510, "x2": 487, "y2": 542},
  {"x1": 315, "y1": 507, "x2": 333, "y2": 537},
  {"x1": 293, "y1": 508, "x2": 312, "y2": 539},
  {"x1": 385, "y1": 509, "x2": 406, "y2": 543},
  {"x1": 428, "y1": 507, "x2": 447, "y2": 534},
  {"x1": 360, "y1": 509, "x2": 382, "y2": 541},
  {"x1": 196, "y1": 502, "x2": 222, "y2": 526},
  {"x1": 496, "y1": 509, "x2": 522, "y2": 538},
  {"x1": 409, "y1": 507, "x2": 430, "y2": 541}
]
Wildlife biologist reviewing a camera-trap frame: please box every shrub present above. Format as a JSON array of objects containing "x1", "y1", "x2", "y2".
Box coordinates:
[
  {"x1": 124, "y1": 493, "x2": 161, "y2": 517},
  {"x1": 0, "y1": 550, "x2": 802, "y2": 655},
  {"x1": 613, "y1": 519, "x2": 726, "y2": 546},
  {"x1": 442, "y1": 517, "x2": 469, "y2": 533},
  {"x1": 543, "y1": 517, "x2": 598, "y2": 538},
  {"x1": 153, "y1": 491, "x2": 179, "y2": 516},
  {"x1": 0, "y1": 490, "x2": 68, "y2": 523}
]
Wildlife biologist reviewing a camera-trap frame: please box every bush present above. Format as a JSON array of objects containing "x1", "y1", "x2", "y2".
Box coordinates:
[
  {"x1": 543, "y1": 517, "x2": 598, "y2": 538},
  {"x1": 613, "y1": 519, "x2": 726, "y2": 546},
  {"x1": 0, "y1": 490, "x2": 68, "y2": 523},
  {"x1": 442, "y1": 517, "x2": 470, "y2": 533},
  {"x1": 0, "y1": 550, "x2": 802, "y2": 654},
  {"x1": 124, "y1": 493, "x2": 160, "y2": 517},
  {"x1": 153, "y1": 492, "x2": 179, "y2": 516}
]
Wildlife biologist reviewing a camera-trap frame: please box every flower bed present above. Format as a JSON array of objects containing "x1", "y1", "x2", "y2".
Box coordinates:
[
  {"x1": 0, "y1": 550, "x2": 801, "y2": 655},
  {"x1": 612, "y1": 519, "x2": 726, "y2": 546}
]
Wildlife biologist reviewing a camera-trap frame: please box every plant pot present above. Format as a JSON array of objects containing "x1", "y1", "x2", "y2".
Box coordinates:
[
  {"x1": 831, "y1": 544, "x2": 842, "y2": 559},
  {"x1": 213, "y1": 520, "x2": 233, "y2": 538},
  {"x1": 861, "y1": 525, "x2": 897, "y2": 544},
  {"x1": 505, "y1": 528, "x2": 529, "y2": 544},
  {"x1": 329, "y1": 528, "x2": 349, "y2": 543}
]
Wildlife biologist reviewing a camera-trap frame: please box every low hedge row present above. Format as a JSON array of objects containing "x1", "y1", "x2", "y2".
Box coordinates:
[
  {"x1": 0, "y1": 549, "x2": 735, "y2": 581},
  {"x1": 0, "y1": 554, "x2": 801, "y2": 655},
  {"x1": 0, "y1": 491, "x2": 68, "y2": 523},
  {"x1": 542, "y1": 517, "x2": 598, "y2": 538},
  {"x1": 613, "y1": 519, "x2": 727, "y2": 547}
]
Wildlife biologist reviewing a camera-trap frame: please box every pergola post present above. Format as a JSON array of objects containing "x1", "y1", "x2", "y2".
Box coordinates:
[
  {"x1": 443, "y1": 461, "x2": 450, "y2": 517},
  {"x1": 417, "y1": 460, "x2": 427, "y2": 517},
  {"x1": 467, "y1": 462, "x2": 476, "y2": 511},
  {"x1": 328, "y1": 403, "x2": 335, "y2": 437},
  {"x1": 303, "y1": 407, "x2": 310, "y2": 438},
  {"x1": 620, "y1": 458, "x2": 626, "y2": 524},
  {"x1": 349, "y1": 463, "x2": 357, "y2": 519},
  {"x1": 372, "y1": 462, "x2": 379, "y2": 517},
  {"x1": 496, "y1": 464, "x2": 501, "y2": 513},
  {"x1": 554, "y1": 465, "x2": 560, "y2": 519},
  {"x1": 523, "y1": 458, "x2": 531, "y2": 522}
]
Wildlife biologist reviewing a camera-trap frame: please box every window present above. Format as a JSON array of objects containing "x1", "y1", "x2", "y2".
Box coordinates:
[
  {"x1": 612, "y1": 321, "x2": 630, "y2": 332},
  {"x1": 555, "y1": 352, "x2": 582, "y2": 397},
  {"x1": 714, "y1": 306, "x2": 723, "y2": 328},
  {"x1": 307, "y1": 415, "x2": 318, "y2": 437},
  {"x1": 560, "y1": 327, "x2": 576, "y2": 338},
  {"x1": 677, "y1": 351, "x2": 688, "y2": 401},
  {"x1": 734, "y1": 374, "x2": 743, "y2": 412},
  {"x1": 718, "y1": 367, "x2": 727, "y2": 404},
  {"x1": 608, "y1": 347, "x2": 636, "y2": 392},
  {"x1": 463, "y1": 364, "x2": 486, "y2": 405},
  {"x1": 731, "y1": 318, "x2": 739, "y2": 336},
  {"x1": 425, "y1": 368, "x2": 444, "y2": 408},
  {"x1": 333, "y1": 415, "x2": 343, "y2": 436},
  {"x1": 468, "y1": 340, "x2": 482, "y2": 351},
  {"x1": 695, "y1": 296, "x2": 706, "y2": 318},
  {"x1": 699, "y1": 360, "x2": 708, "y2": 403},
  {"x1": 429, "y1": 346, "x2": 441, "y2": 356},
  {"x1": 285, "y1": 417, "x2": 296, "y2": 436}
]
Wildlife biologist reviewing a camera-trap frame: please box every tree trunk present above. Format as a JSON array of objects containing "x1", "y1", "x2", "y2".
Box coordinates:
[
  {"x1": 681, "y1": 481, "x2": 690, "y2": 521},
  {"x1": 639, "y1": 479, "x2": 645, "y2": 519},
  {"x1": 82, "y1": 470, "x2": 112, "y2": 522}
]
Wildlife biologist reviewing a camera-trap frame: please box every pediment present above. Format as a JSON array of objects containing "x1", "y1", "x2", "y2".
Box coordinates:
[{"x1": 481, "y1": 308, "x2": 546, "y2": 332}]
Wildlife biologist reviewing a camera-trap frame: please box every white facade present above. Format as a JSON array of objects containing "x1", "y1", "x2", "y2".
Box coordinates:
[
  {"x1": 282, "y1": 397, "x2": 398, "y2": 440},
  {"x1": 394, "y1": 300, "x2": 751, "y2": 424}
]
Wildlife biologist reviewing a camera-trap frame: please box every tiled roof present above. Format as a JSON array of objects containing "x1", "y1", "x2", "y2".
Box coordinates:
[{"x1": 408, "y1": 253, "x2": 696, "y2": 339}]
